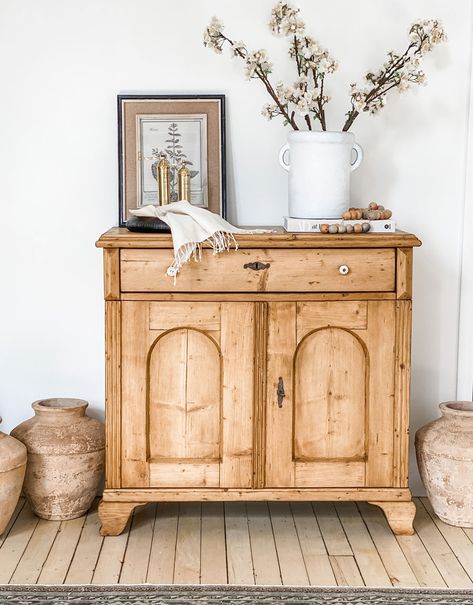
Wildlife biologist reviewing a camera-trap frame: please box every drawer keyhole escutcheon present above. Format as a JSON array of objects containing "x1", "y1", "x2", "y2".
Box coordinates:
[
  {"x1": 339, "y1": 265, "x2": 350, "y2": 275},
  {"x1": 244, "y1": 261, "x2": 270, "y2": 271},
  {"x1": 277, "y1": 377, "x2": 285, "y2": 408}
]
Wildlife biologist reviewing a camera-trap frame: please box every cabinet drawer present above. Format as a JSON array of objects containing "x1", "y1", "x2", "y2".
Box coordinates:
[{"x1": 120, "y1": 248, "x2": 395, "y2": 293}]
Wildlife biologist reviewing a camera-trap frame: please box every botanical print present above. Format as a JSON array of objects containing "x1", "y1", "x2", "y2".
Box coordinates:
[
  {"x1": 137, "y1": 114, "x2": 208, "y2": 206},
  {"x1": 204, "y1": 2, "x2": 446, "y2": 131}
]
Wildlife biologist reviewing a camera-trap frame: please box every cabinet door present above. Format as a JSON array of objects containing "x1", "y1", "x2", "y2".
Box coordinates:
[
  {"x1": 265, "y1": 301, "x2": 395, "y2": 488},
  {"x1": 121, "y1": 302, "x2": 255, "y2": 489}
]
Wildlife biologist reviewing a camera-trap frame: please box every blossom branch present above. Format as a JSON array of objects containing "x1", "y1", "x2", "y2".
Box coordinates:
[{"x1": 342, "y1": 20, "x2": 446, "y2": 131}]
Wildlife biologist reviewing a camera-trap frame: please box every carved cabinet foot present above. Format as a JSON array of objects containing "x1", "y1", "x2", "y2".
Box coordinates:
[
  {"x1": 369, "y1": 500, "x2": 416, "y2": 535},
  {"x1": 98, "y1": 500, "x2": 143, "y2": 536}
]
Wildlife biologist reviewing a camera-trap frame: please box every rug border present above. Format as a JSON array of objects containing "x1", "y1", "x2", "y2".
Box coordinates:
[{"x1": 0, "y1": 584, "x2": 472, "y2": 595}]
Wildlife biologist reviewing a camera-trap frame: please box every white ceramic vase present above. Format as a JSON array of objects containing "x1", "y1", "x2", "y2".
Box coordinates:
[
  {"x1": 416, "y1": 401, "x2": 473, "y2": 527},
  {"x1": 279, "y1": 131, "x2": 363, "y2": 219}
]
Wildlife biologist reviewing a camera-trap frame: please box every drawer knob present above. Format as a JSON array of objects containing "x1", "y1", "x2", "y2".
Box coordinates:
[
  {"x1": 339, "y1": 265, "x2": 350, "y2": 275},
  {"x1": 244, "y1": 261, "x2": 270, "y2": 271}
]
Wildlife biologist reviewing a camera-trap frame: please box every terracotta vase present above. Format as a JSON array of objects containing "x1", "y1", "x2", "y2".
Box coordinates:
[
  {"x1": 0, "y1": 417, "x2": 27, "y2": 534},
  {"x1": 11, "y1": 399, "x2": 105, "y2": 521},
  {"x1": 416, "y1": 401, "x2": 473, "y2": 527}
]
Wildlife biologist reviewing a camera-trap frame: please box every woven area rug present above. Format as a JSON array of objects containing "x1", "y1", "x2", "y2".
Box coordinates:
[{"x1": 0, "y1": 585, "x2": 473, "y2": 604}]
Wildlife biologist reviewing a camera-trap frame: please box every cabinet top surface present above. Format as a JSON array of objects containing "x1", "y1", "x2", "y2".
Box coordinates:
[{"x1": 96, "y1": 227, "x2": 421, "y2": 249}]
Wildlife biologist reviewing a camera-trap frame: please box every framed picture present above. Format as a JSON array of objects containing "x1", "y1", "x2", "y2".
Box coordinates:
[{"x1": 118, "y1": 94, "x2": 226, "y2": 226}]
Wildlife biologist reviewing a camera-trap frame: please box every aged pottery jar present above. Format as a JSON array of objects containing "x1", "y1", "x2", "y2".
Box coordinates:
[
  {"x1": 11, "y1": 399, "x2": 104, "y2": 520},
  {"x1": 416, "y1": 401, "x2": 473, "y2": 527},
  {"x1": 0, "y1": 417, "x2": 27, "y2": 534}
]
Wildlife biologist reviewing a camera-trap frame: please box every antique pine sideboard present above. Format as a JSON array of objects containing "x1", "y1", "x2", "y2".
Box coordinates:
[{"x1": 96, "y1": 228, "x2": 421, "y2": 536}]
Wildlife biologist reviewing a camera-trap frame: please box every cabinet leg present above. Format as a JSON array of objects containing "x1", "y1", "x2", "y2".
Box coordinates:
[
  {"x1": 98, "y1": 500, "x2": 144, "y2": 536},
  {"x1": 368, "y1": 500, "x2": 416, "y2": 536}
]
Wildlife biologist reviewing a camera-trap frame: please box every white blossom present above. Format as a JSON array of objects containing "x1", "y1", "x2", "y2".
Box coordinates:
[
  {"x1": 203, "y1": 16, "x2": 225, "y2": 53},
  {"x1": 269, "y1": 1, "x2": 305, "y2": 37},
  {"x1": 244, "y1": 49, "x2": 272, "y2": 80},
  {"x1": 231, "y1": 40, "x2": 246, "y2": 57}
]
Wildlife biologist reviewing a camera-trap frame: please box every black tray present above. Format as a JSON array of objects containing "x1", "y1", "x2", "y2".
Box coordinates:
[{"x1": 125, "y1": 216, "x2": 170, "y2": 233}]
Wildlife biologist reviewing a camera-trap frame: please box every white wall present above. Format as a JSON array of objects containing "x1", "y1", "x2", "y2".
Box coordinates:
[{"x1": 0, "y1": 0, "x2": 471, "y2": 493}]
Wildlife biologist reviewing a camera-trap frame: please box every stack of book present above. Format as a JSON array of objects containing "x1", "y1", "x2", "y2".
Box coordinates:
[{"x1": 283, "y1": 217, "x2": 396, "y2": 233}]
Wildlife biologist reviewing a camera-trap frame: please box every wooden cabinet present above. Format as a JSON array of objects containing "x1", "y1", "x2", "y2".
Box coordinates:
[{"x1": 96, "y1": 229, "x2": 421, "y2": 536}]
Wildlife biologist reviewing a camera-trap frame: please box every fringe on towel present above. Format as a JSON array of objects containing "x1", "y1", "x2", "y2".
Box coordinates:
[{"x1": 166, "y1": 231, "x2": 239, "y2": 281}]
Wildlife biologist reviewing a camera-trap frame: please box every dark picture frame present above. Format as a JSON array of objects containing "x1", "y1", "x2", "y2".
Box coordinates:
[{"x1": 118, "y1": 94, "x2": 226, "y2": 227}]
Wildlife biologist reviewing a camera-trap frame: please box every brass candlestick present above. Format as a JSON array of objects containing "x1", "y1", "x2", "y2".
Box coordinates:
[
  {"x1": 157, "y1": 153, "x2": 170, "y2": 205},
  {"x1": 178, "y1": 161, "x2": 191, "y2": 202}
]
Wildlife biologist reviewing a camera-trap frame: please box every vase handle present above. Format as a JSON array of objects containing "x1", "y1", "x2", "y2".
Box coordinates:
[
  {"x1": 351, "y1": 143, "x2": 363, "y2": 171},
  {"x1": 279, "y1": 144, "x2": 290, "y2": 172}
]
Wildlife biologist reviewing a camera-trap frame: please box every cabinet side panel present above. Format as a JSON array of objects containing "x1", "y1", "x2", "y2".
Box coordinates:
[
  {"x1": 265, "y1": 302, "x2": 297, "y2": 487},
  {"x1": 121, "y1": 301, "x2": 150, "y2": 487},
  {"x1": 220, "y1": 303, "x2": 255, "y2": 488},
  {"x1": 105, "y1": 301, "x2": 121, "y2": 488},
  {"x1": 363, "y1": 301, "x2": 396, "y2": 486},
  {"x1": 393, "y1": 300, "x2": 412, "y2": 487},
  {"x1": 104, "y1": 249, "x2": 120, "y2": 300},
  {"x1": 396, "y1": 248, "x2": 413, "y2": 299}
]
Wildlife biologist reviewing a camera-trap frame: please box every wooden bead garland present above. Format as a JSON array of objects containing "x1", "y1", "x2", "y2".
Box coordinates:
[
  {"x1": 320, "y1": 222, "x2": 370, "y2": 234},
  {"x1": 342, "y1": 202, "x2": 392, "y2": 221}
]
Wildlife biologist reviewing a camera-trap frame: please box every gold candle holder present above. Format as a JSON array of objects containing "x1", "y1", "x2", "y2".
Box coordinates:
[
  {"x1": 157, "y1": 153, "x2": 170, "y2": 205},
  {"x1": 178, "y1": 160, "x2": 191, "y2": 202}
]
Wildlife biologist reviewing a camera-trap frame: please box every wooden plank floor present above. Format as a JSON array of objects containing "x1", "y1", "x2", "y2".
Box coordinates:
[{"x1": 2, "y1": 498, "x2": 473, "y2": 587}]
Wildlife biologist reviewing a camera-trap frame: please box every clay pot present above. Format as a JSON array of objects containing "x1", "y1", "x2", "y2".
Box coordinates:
[
  {"x1": 0, "y1": 417, "x2": 27, "y2": 534},
  {"x1": 416, "y1": 401, "x2": 473, "y2": 527},
  {"x1": 11, "y1": 399, "x2": 105, "y2": 521}
]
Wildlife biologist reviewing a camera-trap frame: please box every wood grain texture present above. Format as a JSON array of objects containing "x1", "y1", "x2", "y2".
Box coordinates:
[
  {"x1": 146, "y1": 502, "x2": 179, "y2": 584},
  {"x1": 335, "y1": 502, "x2": 392, "y2": 586},
  {"x1": 149, "y1": 302, "x2": 221, "y2": 331},
  {"x1": 396, "y1": 248, "x2": 413, "y2": 299},
  {"x1": 96, "y1": 227, "x2": 422, "y2": 249},
  {"x1": 296, "y1": 301, "x2": 368, "y2": 337},
  {"x1": 291, "y1": 502, "x2": 337, "y2": 585},
  {"x1": 393, "y1": 300, "x2": 412, "y2": 487},
  {"x1": 103, "y1": 248, "x2": 120, "y2": 300},
  {"x1": 122, "y1": 292, "x2": 398, "y2": 302},
  {"x1": 247, "y1": 502, "x2": 281, "y2": 585},
  {"x1": 65, "y1": 503, "x2": 103, "y2": 584},
  {"x1": 102, "y1": 487, "x2": 412, "y2": 502},
  {"x1": 121, "y1": 302, "x2": 150, "y2": 487},
  {"x1": 294, "y1": 461, "x2": 365, "y2": 488},
  {"x1": 253, "y1": 302, "x2": 267, "y2": 489},
  {"x1": 362, "y1": 301, "x2": 395, "y2": 487},
  {"x1": 173, "y1": 503, "x2": 201, "y2": 584},
  {"x1": 357, "y1": 502, "x2": 418, "y2": 586},
  {"x1": 38, "y1": 516, "x2": 86, "y2": 584},
  {"x1": 225, "y1": 502, "x2": 254, "y2": 585},
  {"x1": 220, "y1": 303, "x2": 254, "y2": 488},
  {"x1": 412, "y1": 498, "x2": 473, "y2": 587},
  {"x1": 294, "y1": 326, "x2": 367, "y2": 462},
  {"x1": 98, "y1": 230, "x2": 420, "y2": 543},
  {"x1": 8, "y1": 494, "x2": 473, "y2": 588},
  {"x1": 369, "y1": 501, "x2": 416, "y2": 536},
  {"x1": 120, "y1": 248, "x2": 396, "y2": 293},
  {"x1": 119, "y1": 504, "x2": 156, "y2": 584},
  {"x1": 149, "y1": 462, "x2": 220, "y2": 488},
  {"x1": 265, "y1": 302, "x2": 296, "y2": 487},
  {"x1": 201, "y1": 502, "x2": 227, "y2": 584},
  {"x1": 105, "y1": 301, "x2": 121, "y2": 489},
  {"x1": 98, "y1": 500, "x2": 143, "y2": 536},
  {"x1": 148, "y1": 327, "x2": 221, "y2": 463}
]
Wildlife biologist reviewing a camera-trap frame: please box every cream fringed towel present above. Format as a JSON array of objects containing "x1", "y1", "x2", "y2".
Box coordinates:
[{"x1": 130, "y1": 201, "x2": 270, "y2": 278}]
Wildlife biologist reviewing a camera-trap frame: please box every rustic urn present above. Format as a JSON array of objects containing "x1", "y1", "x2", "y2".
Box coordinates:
[
  {"x1": 11, "y1": 399, "x2": 105, "y2": 521},
  {"x1": 416, "y1": 401, "x2": 473, "y2": 527},
  {"x1": 0, "y1": 417, "x2": 27, "y2": 534}
]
